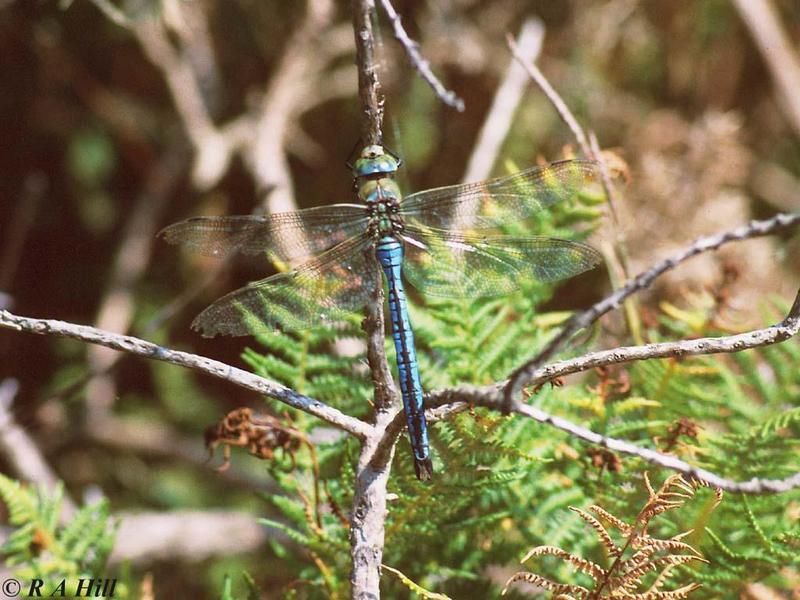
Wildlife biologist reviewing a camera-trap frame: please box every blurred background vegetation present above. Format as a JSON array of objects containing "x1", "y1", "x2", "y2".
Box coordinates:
[{"x1": 1, "y1": 0, "x2": 799, "y2": 598}]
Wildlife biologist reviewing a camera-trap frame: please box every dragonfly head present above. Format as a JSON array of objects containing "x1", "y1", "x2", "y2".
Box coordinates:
[{"x1": 352, "y1": 145, "x2": 401, "y2": 178}]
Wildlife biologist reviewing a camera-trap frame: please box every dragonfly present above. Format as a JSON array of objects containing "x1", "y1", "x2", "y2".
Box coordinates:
[{"x1": 161, "y1": 146, "x2": 601, "y2": 481}]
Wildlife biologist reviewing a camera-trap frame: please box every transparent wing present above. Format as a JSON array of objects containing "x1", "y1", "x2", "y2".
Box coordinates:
[
  {"x1": 159, "y1": 204, "x2": 369, "y2": 264},
  {"x1": 399, "y1": 159, "x2": 598, "y2": 230},
  {"x1": 401, "y1": 226, "x2": 601, "y2": 298},
  {"x1": 192, "y1": 233, "x2": 377, "y2": 337}
]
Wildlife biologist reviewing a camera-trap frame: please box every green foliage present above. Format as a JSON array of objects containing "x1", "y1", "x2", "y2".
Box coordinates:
[
  {"x1": 237, "y1": 316, "x2": 369, "y2": 597},
  {"x1": 240, "y1": 173, "x2": 615, "y2": 598},
  {"x1": 218, "y1": 572, "x2": 260, "y2": 600},
  {"x1": 0, "y1": 475, "x2": 123, "y2": 596},
  {"x1": 242, "y1": 315, "x2": 372, "y2": 414},
  {"x1": 240, "y1": 179, "x2": 800, "y2": 598}
]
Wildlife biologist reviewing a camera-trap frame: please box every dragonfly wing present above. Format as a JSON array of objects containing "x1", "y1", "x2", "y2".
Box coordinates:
[
  {"x1": 192, "y1": 233, "x2": 378, "y2": 337},
  {"x1": 401, "y1": 226, "x2": 601, "y2": 298},
  {"x1": 159, "y1": 204, "x2": 369, "y2": 264},
  {"x1": 399, "y1": 159, "x2": 598, "y2": 230}
]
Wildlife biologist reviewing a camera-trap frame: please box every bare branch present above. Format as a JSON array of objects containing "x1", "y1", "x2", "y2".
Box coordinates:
[
  {"x1": 506, "y1": 33, "x2": 591, "y2": 156},
  {"x1": 103, "y1": 0, "x2": 348, "y2": 203},
  {"x1": 426, "y1": 355, "x2": 800, "y2": 495},
  {"x1": 425, "y1": 211, "x2": 800, "y2": 494},
  {"x1": 504, "y1": 212, "x2": 800, "y2": 407},
  {"x1": 525, "y1": 296, "x2": 800, "y2": 385},
  {"x1": 511, "y1": 402, "x2": 800, "y2": 494},
  {"x1": 732, "y1": 0, "x2": 800, "y2": 137},
  {"x1": 349, "y1": 413, "x2": 395, "y2": 598},
  {"x1": 351, "y1": 0, "x2": 398, "y2": 415},
  {"x1": 431, "y1": 279, "x2": 800, "y2": 409},
  {"x1": 350, "y1": 1, "x2": 397, "y2": 596},
  {"x1": 461, "y1": 18, "x2": 544, "y2": 183},
  {"x1": 0, "y1": 311, "x2": 371, "y2": 439},
  {"x1": 377, "y1": 0, "x2": 465, "y2": 112},
  {"x1": 132, "y1": 11, "x2": 220, "y2": 181},
  {"x1": 353, "y1": 0, "x2": 385, "y2": 146}
]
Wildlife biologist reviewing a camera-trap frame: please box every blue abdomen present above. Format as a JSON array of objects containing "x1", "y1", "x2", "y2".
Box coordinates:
[{"x1": 375, "y1": 236, "x2": 433, "y2": 480}]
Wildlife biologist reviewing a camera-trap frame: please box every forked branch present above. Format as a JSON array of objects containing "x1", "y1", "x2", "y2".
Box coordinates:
[{"x1": 503, "y1": 212, "x2": 800, "y2": 407}]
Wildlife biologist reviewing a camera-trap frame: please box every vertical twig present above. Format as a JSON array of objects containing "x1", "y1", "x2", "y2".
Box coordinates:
[
  {"x1": 351, "y1": 0, "x2": 397, "y2": 414},
  {"x1": 354, "y1": 0, "x2": 385, "y2": 147},
  {"x1": 350, "y1": 2, "x2": 396, "y2": 598}
]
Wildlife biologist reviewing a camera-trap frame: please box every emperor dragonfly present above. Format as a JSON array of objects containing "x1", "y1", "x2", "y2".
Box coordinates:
[{"x1": 161, "y1": 146, "x2": 601, "y2": 480}]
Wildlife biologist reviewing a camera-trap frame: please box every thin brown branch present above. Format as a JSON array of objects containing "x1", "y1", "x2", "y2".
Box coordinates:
[
  {"x1": 377, "y1": 0, "x2": 465, "y2": 112},
  {"x1": 504, "y1": 212, "x2": 800, "y2": 408},
  {"x1": 351, "y1": 0, "x2": 397, "y2": 415},
  {"x1": 504, "y1": 37, "x2": 626, "y2": 239},
  {"x1": 0, "y1": 311, "x2": 371, "y2": 439}
]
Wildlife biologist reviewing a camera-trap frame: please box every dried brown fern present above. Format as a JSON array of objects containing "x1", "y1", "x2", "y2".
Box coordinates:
[{"x1": 502, "y1": 473, "x2": 722, "y2": 599}]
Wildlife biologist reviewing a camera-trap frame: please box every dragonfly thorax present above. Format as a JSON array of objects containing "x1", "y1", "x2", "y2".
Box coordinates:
[
  {"x1": 354, "y1": 148, "x2": 405, "y2": 238},
  {"x1": 367, "y1": 195, "x2": 403, "y2": 237}
]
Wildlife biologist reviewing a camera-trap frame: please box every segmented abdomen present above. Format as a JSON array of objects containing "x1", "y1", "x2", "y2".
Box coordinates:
[{"x1": 376, "y1": 235, "x2": 433, "y2": 480}]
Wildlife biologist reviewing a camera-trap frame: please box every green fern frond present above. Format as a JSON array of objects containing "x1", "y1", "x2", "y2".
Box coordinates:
[{"x1": 0, "y1": 475, "x2": 119, "y2": 593}]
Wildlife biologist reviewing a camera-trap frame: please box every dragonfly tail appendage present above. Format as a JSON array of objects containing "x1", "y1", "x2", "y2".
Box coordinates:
[
  {"x1": 377, "y1": 237, "x2": 434, "y2": 481},
  {"x1": 414, "y1": 456, "x2": 434, "y2": 481}
]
